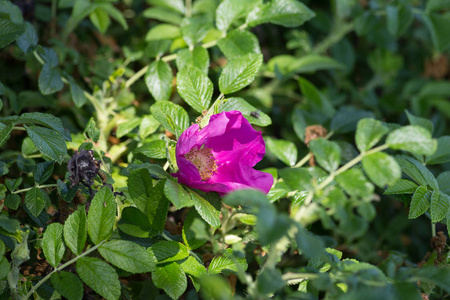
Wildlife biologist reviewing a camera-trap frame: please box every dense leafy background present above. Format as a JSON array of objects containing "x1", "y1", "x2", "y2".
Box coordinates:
[{"x1": 0, "y1": 0, "x2": 449, "y2": 299}]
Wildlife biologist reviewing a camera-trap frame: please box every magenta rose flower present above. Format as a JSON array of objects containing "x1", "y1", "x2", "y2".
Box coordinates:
[{"x1": 172, "y1": 110, "x2": 273, "y2": 195}]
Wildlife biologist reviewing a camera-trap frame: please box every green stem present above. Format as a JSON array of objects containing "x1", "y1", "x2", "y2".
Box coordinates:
[
  {"x1": 431, "y1": 222, "x2": 436, "y2": 237},
  {"x1": 24, "y1": 241, "x2": 106, "y2": 300},
  {"x1": 185, "y1": 0, "x2": 192, "y2": 17},
  {"x1": 12, "y1": 127, "x2": 26, "y2": 131},
  {"x1": 315, "y1": 144, "x2": 389, "y2": 191},
  {"x1": 312, "y1": 22, "x2": 354, "y2": 55},
  {"x1": 293, "y1": 153, "x2": 312, "y2": 168},
  {"x1": 13, "y1": 184, "x2": 58, "y2": 194}
]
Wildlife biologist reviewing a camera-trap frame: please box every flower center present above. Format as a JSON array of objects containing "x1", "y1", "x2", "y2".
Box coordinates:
[{"x1": 185, "y1": 146, "x2": 217, "y2": 181}]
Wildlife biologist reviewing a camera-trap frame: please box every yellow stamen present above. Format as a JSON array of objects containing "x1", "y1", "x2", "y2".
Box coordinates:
[{"x1": 185, "y1": 146, "x2": 217, "y2": 181}]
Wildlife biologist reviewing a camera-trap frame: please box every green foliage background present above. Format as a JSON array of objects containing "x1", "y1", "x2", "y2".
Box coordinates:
[{"x1": 0, "y1": 0, "x2": 450, "y2": 299}]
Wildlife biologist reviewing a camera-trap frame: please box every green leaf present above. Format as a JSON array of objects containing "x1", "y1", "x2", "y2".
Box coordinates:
[
  {"x1": 99, "y1": 240, "x2": 155, "y2": 273},
  {"x1": 153, "y1": 262, "x2": 187, "y2": 300},
  {"x1": 0, "y1": 214, "x2": 20, "y2": 233},
  {"x1": 180, "y1": 16, "x2": 212, "y2": 47},
  {"x1": 219, "y1": 53, "x2": 263, "y2": 94},
  {"x1": 134, "y1": 140, "x2": 166, "y2": 159},
  {"x1": 295, "y1": 225, "x2": 325, "y2": 260},
  {"x1": 437, "y1": 171, "x2": 450, "y2": 194},
  {"x1": 25, "y1": 187, "x2": 47, "y2": 217},
  {"x1": 146, "y1": 180, "x2": 169, "y2": 235},
  {"x1": 385, "y1": 179, "x2": 419, "y2": 195},
  {"x1": 146, "y1": 24, "x2": 180, "y2": 41},
  {"x1": 64, "y1": 206, "x2": 87, "y2": 255},
  {"x1": 336, "y1": 169, "x2": 374, "y2": 198},
  {"x1": 208, "y1": 248, "x2": 248, "y2": 274},
  {"x1": 191, "y1": 190, "x2": 221, "y2": 228},
  {"x1": 150, "y1": 101, "x2": 189, "y2": 139},
  {"x1": 143, "y1": 7, "x2": 183, "y2": 25},
  {"x1": 164, "y1": 179, "x2": 195, "y2": 209},
  {"x1": 139, "y1": 115, "x2": 160, "y2": 139},
  {"x1": 362, "y1": 152, "x2": 401, "y2": 187},
  {"x1": 145, "y1": 60, "x2": 173, "y2": 101},
  {"x1": 200, "y1": 275, "x2": 233, "y2": 300},
  {"x1": 309, "y1": 138, "x2": 341, "y2": 172},
  {"x1": 265, "y1": 137, "x2": 297, "y2": 166},
  {"x1": 331, "y1": 107, "x2": 374, "y2": 134},
  {"x1": 386, "y1": 4, "x2": 413, "y2": 37},
  {"x1": 38, "y1": 64, "x2": 64, "y2": 95},
  {"x1": 268, "y1": 54, "x2": 345, "y2": 75},
  {"x1": 405, "y1": 110, "x2": 433, "y2": 134},
  {"x1": 87, "y1": 186, "x2": 116, "y2": 244},
  {"x1": 182, "y1": 209, "x2": 210, "y2": 250},
  {"x1": 5, "y1": 194, "x2": 21, "y2": 210},
  {"x1": 150, "y1": 241, "x2": 190, "y2": 264},
  {"x1": 218, "y1": 97, "x2": 271, "y2": 127},
  {"x1": 34, "y1": 161, "x2": 54, "y2": 185},
  {"x1": 16, "y1": 22, "x2": 38, "y2": 54},
  {"x1": 179, "y1": 255, "x2": 207, "y2": 278},
  {"x1": 426, "y1": 136, "x2": 450, "y2": 164},
  {"x1": 387, "y1": 125, "x2": 437, "y2": 156},
  {"x1": 395, "y1": 155, "x2": 439, "y2": 190},
  {"x1": 51, "y1": 271, "x2": 83, "y2": 300},
  {"x1": 37, "y1": 46, "x2": 59, "y2": 68},
  {"x1": 430, "y1": 191, "x2": 449, "y2": 223},
  {"x1": 279, "y1": 168, "x2": 312, "y2": 191},
  {"x1": 247, "y1": 0, "x2": 315, "y2": 27},
  {"x1": 0, "y1": 161, "x2": 8, "y2": 176},
  {"x1": 298, "y1": 77, "x2": 334, "y2": 117},
  {"x1": 77, "y1": 257, "x2": 120, "y2": 300},
  {"x1": 423, "y1": 12, "x2": 450, "y2": 52},
  {"x1": 216, "y1": 0, "x2": 259, "y2": 32},
  {"x1": 145, "y1": 40, "x2": 171, "y2": 59},
  {"x1": 0, "y1": 184, "x2": 5, "y2": 200},
  {"x1": 84, "y1": 117, "x2": 100, "y2": 142},
  {"x1": 128, "y1": 171, "x2": 168, "y2": 235},
  {"x1": 0, "y1": 1, "x2": 25, "y2": 49},
  {"x1": 177, "y1": 65, "x2": 213, "y2": 113},
  {"x1": 57, "y1": 179, "x2": 77, "y2": 203},
  {"x1": 97, "y1": 3, "x2": 128, "y2": 30},
  {"x1": 176, "y1": 47, "x2": 210, "y2": 74},
  {"x1": 24, "y1": 125, "x2": 67, "y2": 164},
  {"x1": 355, "y1": 118, "x2": 389, "y2": 152},
  {"x1": 409, "y1": 185, "x2": 431, "y2": 219},
  {"x1": 18, "y1": 112, "x2": 71, "y2": 141},
  {"x1": 89, "y1": 7, "x2": 110, "y2": 33},
  {"x1": 148, "y1": 0, "x2": 185, "y2": 14},
  {"x1": 116, "y1": 117, "x2": 141, "y2": 138},
  {"x1": 217, "y1": 29, "x2": 261, "y2": 58},
  {"x1": 118, "y1": 207, "x2": 152, "y2": 238},
  {"x1": 0, "y1": 122, "x2": 13, "y2": 146},
  {"x1": 42, "y1": 223, "x2": 65, "y2": 268}
]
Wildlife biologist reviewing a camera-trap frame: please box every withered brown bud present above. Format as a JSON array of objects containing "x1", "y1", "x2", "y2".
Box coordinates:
[{"x1": 67, "y1": 150, "x2": 101, "y2": 189}]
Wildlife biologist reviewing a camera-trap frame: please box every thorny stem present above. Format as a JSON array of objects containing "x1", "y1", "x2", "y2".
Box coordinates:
[
  {"x1": 294, "y1": 144, "x2": 390, "y2": 222},
  {"x1": 13, "y1": 184, "x2": 59, "y2": 194},
  {"x1": 315, "y1": 144, "x2": 389, "y2": 191},
  {"x1": 24, "y1": 241, "x2": 106, "y2": 300}
]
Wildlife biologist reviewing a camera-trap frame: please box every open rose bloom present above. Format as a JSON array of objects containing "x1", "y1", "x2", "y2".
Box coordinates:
[{"x1": 173, "y1": 110, "x2": 273, "y2": 195}]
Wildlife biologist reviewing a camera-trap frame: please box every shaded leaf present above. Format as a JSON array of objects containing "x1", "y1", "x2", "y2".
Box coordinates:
[{"x1": 77, "y1": 257, "x2": 120, "y2": 300}]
